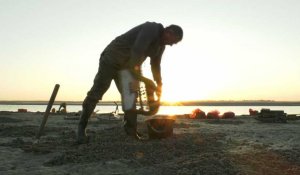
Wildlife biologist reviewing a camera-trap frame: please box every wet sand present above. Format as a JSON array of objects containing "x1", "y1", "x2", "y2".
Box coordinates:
[{"x1": 0, "y1": 111, "x2": 299, "y2": 175}]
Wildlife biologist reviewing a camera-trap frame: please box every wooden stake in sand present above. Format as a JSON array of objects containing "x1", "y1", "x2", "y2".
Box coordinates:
[{"x1": 35, "y1": 84, "x2": 60, "y2": 140}]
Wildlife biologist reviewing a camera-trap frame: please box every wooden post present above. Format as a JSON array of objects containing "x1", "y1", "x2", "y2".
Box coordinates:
[{"x1": 35, "y1": 84, "x2": 60, "y2": 140}]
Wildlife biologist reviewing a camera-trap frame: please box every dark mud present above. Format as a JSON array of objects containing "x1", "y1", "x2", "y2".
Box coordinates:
[
  {"x1": 0, "y1": 121, "x2": 238, "y2": 175},
  {"x1": 0, "y1": 116, "x2": 23, "y2": 123},
  {"x1": 204, "y1": 119, "x2": 244, "y2": 125},
  {"x1": 274, "y1": 148, "x2": 300, "y2": 165},
  {"x1": 0, "y1": 124, "x2": 70, "y2": 137},
  {"x1": 1, "y1": 113, "x2": 299, "y2": 175},
  {"x1": 44, "y1": 126, "x2": 238, "y2": 175}
]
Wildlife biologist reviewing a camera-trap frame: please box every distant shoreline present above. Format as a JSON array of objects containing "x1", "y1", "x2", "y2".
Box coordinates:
[
  {"x1": 1, "y1": 100, "x2": 300, "y2": 106},
  {"x1": 178, "y1": 101, "x2": 300, "y2": 106}
]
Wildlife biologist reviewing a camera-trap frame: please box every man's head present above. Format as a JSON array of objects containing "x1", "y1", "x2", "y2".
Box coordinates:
[{"x1": 162, "y1": 24, "x2": 183, "y2": 46}]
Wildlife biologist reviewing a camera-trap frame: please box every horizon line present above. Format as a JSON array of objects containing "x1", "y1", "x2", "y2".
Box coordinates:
[{"x1": 1, "y1": 100, "x2": 300, "y2": 106}]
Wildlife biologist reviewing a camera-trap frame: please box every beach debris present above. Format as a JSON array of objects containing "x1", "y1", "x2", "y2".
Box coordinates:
[
  {"x1": 255, "y1": 108, "x2": 287, "y2": 123},
  {"x1": 58, "y1": 102, "x2": 67, "y2": 113},
  {"x1": 18, "y1": 108, "x2": 28, "y2": 113},
  {"x1": 95, "y1": 101, "x2": 122, "y2": 120},
  {"x1": 189, "y1": 109, "x2": 235, "y2": 119},
  {"x1": 112, "y1": 101, "x2": 119, "y2": 115},
  {"x1": 207, "y1": 110, "x2": 220, "y2": 119},
  {"x1": 286, "y1": 114, "x2": 300, "y2": 120},
  {"x1": 190, "y1": 108, "x2": 206, "y2": 119},
  {"x1": 36, "y1": 84, "x2": 60, "y2": 140},
  {"x1": 222, "y1": 111, "x2": 235, "y2": 119},
  {"x1": 249, "y1": 108, "x2": 258, "y2": 115}
]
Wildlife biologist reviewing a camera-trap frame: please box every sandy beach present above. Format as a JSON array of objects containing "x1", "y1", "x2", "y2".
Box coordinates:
[{"x1": 0, "y1": 111, "x2": 299, "y2": 175}]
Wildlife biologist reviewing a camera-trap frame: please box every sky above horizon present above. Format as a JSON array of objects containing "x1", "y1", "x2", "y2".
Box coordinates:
[{"x1": 1, "y1": 0, "x2": 300, "y2": 102}]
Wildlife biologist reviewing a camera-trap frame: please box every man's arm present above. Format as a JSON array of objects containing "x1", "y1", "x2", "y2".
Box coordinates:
[
  {"x1": 150, "y1": 58, "x2": 162, "y2": 99},
  {"x1": 150, "y1": 46, "x2": 165, "y2": 85},
  {"x1": 127, "y1": 23, "x2": 160, "y2": 88},
  {"x1": 150, "y1": 46, "x2": 165, "y2": 99}
]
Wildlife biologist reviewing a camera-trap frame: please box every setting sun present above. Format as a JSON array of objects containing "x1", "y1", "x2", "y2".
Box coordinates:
[{"x1": 1, "y1": 1, "x2": 300, "y2": 103}]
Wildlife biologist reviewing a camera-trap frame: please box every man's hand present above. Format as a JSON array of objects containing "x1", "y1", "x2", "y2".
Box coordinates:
[{"x1": 142, "y1": 78, "x2": 156, "y2": 91}]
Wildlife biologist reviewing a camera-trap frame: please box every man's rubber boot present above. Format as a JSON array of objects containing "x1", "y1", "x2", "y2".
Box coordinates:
[
  {"x1": 77, "y1": 118, "x2": 89, "y2": 144},
  {"x1": 77, "y1": 98, "x2": 97, "y2": 144},
  {"x1": 123, "y1": 111, "x2": 144, "y2": 140}
]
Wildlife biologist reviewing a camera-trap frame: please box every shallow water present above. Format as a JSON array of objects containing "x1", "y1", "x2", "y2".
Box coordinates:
[{"x1": 1, "y1": 104, "x2": 300, "y2": 115}]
